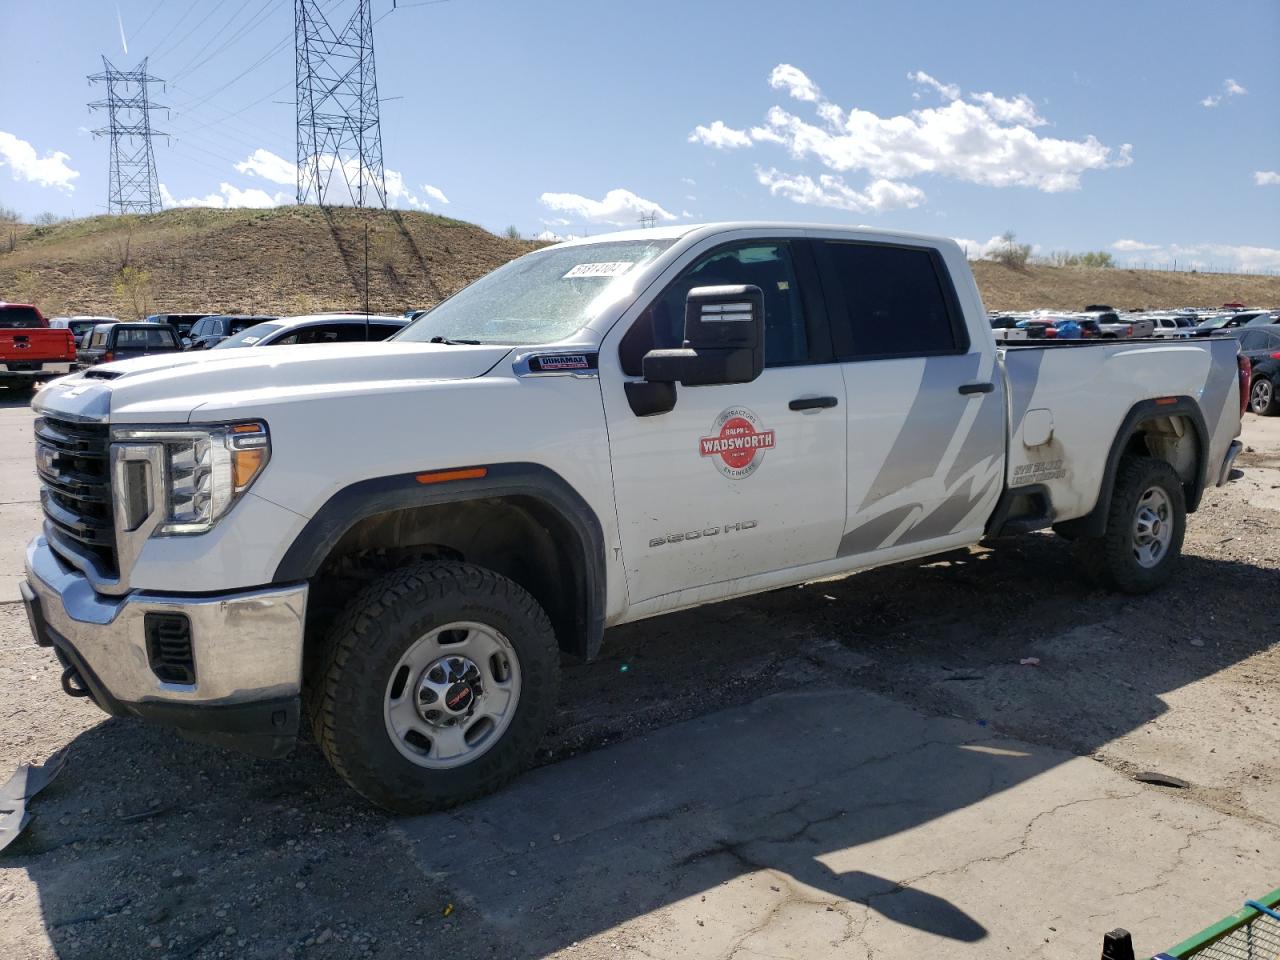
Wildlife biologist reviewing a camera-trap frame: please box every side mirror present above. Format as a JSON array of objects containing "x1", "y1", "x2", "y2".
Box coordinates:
[{"x1": 642, "y1": 284, "x2": 765, "y2": 387}]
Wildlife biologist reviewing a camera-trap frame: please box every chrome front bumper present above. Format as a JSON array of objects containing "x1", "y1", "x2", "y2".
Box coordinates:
[{"x1": 24, "y1": 535, "x2": 307, "y2": 754}]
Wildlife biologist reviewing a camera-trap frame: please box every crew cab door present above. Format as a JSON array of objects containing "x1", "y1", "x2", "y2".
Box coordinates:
[
  {"x1": 600, "y1": 235, "x2": 847, "y2": 603},
  {"x1": 810, "y1": 236, "x2": 1005, "y2": 560}
]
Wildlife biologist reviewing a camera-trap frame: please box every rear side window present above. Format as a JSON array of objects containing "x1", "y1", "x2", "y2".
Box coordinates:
[
  {"x1": 115, "y1": 327, "x2": 176, "y2": 347},
  {"x1": 0, "y1": 307, "x2": 42, "y2": 328},
  {"x1": 818, "y1": 242, "x2": 967, "y2": 359},
  {"x1": 90, "y1": 329, "x2": 110, "y2": 347}
]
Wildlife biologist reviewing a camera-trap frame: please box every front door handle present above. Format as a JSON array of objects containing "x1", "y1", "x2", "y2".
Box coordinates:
[
  {"x1": 958, "y1": 382, "x2": 995, "y2": 396},
  {"x1": 789, "y1": 395, "x2": 839, "y2": 411}
]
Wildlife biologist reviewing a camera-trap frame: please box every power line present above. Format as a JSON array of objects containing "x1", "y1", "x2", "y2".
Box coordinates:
[
  {"x1": 170, "y1": 0, "x2": 286, "y2": 83},
  {"x1": 88, "y1": 57, "x2": 168, "y2": 214}
]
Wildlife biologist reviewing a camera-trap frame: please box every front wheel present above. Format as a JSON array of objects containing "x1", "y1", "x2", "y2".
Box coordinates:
[
  {"x1": 1075, "y1": 456, "x2": 1186, "y2": 594},
  {"x1": 1250, "y1": 376, "x2": 1278, "y2": 416},
  {"x1": 310, "y1": 561, "x2": 560, "y2": 813}
]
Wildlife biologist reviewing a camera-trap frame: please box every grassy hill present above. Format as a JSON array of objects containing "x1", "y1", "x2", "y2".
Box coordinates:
[
  {"x1": 2, "y1": 207, "x2": 1277, "y2": 317},
  {"x1": 0, "y1": 207, "x2": 537, "y2": 318}
]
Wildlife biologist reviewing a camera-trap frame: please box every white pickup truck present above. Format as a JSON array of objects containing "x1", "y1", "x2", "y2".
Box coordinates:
[{"x1": 23, "y1": 223, "x2": 1249, "y2": 811}]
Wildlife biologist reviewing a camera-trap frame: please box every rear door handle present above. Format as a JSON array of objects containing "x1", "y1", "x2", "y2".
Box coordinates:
[
  {"x1": 789, "y1": 395, "x2": 839, "y2": 411},
  {"x1": 958, "y1": 382, "x2": 995, "y2": 396}
]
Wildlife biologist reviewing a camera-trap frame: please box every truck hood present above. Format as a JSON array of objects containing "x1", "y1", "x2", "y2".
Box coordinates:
[{"x1": 35, "y1": 341, "x2": 514, "y2": 423}]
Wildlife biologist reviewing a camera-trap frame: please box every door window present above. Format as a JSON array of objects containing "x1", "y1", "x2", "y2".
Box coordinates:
[
  {"x1": 620, "y1": 241, "x2": 814, "y2": 374},
  {"x1": 817, "y1": 241, "x2": 967, "y2": 360}
]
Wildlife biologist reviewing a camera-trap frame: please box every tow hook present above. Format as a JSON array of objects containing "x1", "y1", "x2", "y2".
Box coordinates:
[{"x1": 60, "y1": 665, "x2": 91, "y2": 698}]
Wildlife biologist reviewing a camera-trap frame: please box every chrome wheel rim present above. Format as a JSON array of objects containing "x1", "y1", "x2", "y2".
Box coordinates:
[
  {"x1": 1132, "y1": 487, "x2": 1172, "y2": 569},
  {"x1": 1252, "y1": 379, "x2": 1272, "y2": 412},
  {"x1": 383, "y1": 621, "x2": 521, "y2": 769}
]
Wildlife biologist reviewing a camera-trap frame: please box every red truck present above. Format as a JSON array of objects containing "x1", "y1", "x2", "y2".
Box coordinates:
[{"x1": 0, "y1": 303, "x2": 77, "y2": 395}]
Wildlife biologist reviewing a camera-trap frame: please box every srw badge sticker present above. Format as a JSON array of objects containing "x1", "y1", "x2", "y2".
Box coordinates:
[{"x1": 699, "y1": 407, "x2": 775, "y2": 479}]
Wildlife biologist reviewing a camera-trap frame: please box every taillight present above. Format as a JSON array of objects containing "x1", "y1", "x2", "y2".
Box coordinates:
[
  {"x1": 1045, "y1": 328, "x2": 1058, "y2": 339},
  {"x1": 1126, "y1": 325, "x2": 1134, "y2": 337},
  {"x1": 1271, "y1": 352, "x2": 1280, "y2": 360},
  {"x1": 1238, "y1": 355, "x2": 1252, "y2": 417},
  {"x1": 103, "y1": 352, "x2": 114, "y2": 363}
]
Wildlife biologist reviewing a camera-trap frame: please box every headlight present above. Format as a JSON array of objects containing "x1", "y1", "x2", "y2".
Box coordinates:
[{"x1": 110, "y1": 421, "x2": 270, "y2": 535}]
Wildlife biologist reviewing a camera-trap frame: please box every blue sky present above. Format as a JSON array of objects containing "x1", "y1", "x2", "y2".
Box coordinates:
[{"x1": 2, "y1": 0, "x2": 1278, "y2": 271}]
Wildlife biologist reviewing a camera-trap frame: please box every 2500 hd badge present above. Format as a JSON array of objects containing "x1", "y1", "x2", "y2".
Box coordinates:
[{"x1": 650, "y1": 520, "x2": 759, "y2": 548}]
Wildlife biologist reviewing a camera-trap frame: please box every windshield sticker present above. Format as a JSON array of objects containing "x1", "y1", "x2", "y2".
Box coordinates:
[
  {"x1": 241, "y1": 336, "x2": 261, "y2": 344},
  {"x1": 699, "y1": 407, "x2": 775, "y2": 479},
  {"x1": 563, "y1": 261, "x2": 634, "y2": 279}
]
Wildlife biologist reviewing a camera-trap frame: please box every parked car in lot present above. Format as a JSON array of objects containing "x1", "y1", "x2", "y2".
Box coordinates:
[
  {"x1": 25, "y1": 222, "x2": 1248, "y2": 812},
  {"x1": 0, "y1": 302, "x2": 78, "y2": 393},
  {"x1": 1236, "y1": 326, "x2": 1280, "y2": 415},
  {"x1": 1243, "y1": 311, "x2": 1279, "y2": 327},
  {"x1": 142, "y1": 313, "x2": 212, "y2": 340},
  {"x1": 51, "y1": 316, "x2": 118, "y2": 343},
  {"x1": 76, "y1": 322, "x2": 181, "y2": 368},
  {"x1": 1085, "y1": 310, "x2": 1154, "y2": 339},
  {"x1": 1148, "y1": 315, "x2": 1196, "y2": 339},
  {"x1": 214, "y1": 313, "x2": 408, "y2": 349},
  {"x1": 186, "y1": 314, "x2": 276, "y2": 350}
]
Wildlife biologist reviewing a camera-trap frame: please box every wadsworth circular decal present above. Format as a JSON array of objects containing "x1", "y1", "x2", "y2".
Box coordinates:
[{"x1": 698, "y1": 407, "x2": 775, "y2": 479}]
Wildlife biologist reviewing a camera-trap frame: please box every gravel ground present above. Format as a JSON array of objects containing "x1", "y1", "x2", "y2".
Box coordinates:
[{"x1": 1, "y1": 405, "x2": 1277, "y2": 960}]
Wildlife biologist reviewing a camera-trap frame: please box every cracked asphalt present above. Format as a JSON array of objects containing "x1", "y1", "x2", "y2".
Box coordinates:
[{"x1": 1, "y1": 397, "x2": 1278, "y2": 960}]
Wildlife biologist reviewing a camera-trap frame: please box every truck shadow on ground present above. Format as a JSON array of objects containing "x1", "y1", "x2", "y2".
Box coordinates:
[{"x1": 12, "y1": 533, "x2": 1276, "y2": 959}]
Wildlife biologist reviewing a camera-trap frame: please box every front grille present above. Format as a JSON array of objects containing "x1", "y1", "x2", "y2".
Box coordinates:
[{"x1": 35, "y1": 415, "x2": 117, "y2": 576}]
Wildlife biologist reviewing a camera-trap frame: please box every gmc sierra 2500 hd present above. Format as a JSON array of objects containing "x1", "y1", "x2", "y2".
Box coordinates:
[{"x1": 22, "y1": 223, "x2": 1248, "y2": 811}]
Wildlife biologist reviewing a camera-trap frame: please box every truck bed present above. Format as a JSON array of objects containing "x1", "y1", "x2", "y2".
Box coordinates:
[{"x1": 999, "y1": 336, "x2": 1241, "y2": 523}]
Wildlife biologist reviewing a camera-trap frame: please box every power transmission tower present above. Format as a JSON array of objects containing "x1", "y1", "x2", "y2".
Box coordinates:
[
  {"x1": 87, "y1": 57, "x2": 167, "y2": 215},
  {"x1": 295, "y1": 0, "x2": 387, "y2": 207},
  {"x1": 638, "y1": 210, "x2": 658, "y2": 229}
]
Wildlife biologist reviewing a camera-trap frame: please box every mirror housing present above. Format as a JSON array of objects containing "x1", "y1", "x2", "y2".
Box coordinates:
[{"x1": 642, "y1": 284, "x2": 765, "y2": 387}]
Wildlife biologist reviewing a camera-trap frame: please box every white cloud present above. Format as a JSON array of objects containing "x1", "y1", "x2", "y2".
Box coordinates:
[
  {"x1": 907, "y1": 70, "x2": 960, "y2": 100},
  {"x1": 0, "y1": 131, "x2": 79, "y2": 192},
  {"x1": 421, "y1": 183, "x2": 449, "y2": 205},
  {"x1": 1254, "y1": 170, "x2": 1280, "y2": 186},
  {"x1": 160, "y1": 182, "x2": 290, "y2": 209},
  {"x1": 161, "y1": 181, "x2": 289, "y2": 209},
  {"x1": 756, "y1": 168, "x2": 925, "y2": 213},
  {"x1": 951, "y1": 235, "x2": 1026, "y2": 259},
  {"x1": 533, "y1": 229, "x2": 563, "y2": 242},
  {"x1": 1112, "y1": 239, "x2": 1159, "y2": 252},
  {"x1": 688, "y1": 120, "x2": 752, "y2": 149},
  {"x1": 234, "y1": 148, "x2": 295, "y2": 186},
  {"x1": 968, "y1": 91, "x2": 1046, "y2": 127},
  {"x1": 769, "y1": 63, "x2": 822, "y2": 102},
  {"x1": 689, "y1": 66, "x2": 1132, "y2": 211},
  {"x1": 538, "y1": 187, "x2": 676, "y2": 226},
  {"x1": 681, "y1": 177, "x2": 697, "y2": 186},
  {"x1": 1202, "y1": 78, "x2": 1247, "y2": 107},
  {"x1": 1111, "y1": 240, "x2": 1280, "y2": 273}
]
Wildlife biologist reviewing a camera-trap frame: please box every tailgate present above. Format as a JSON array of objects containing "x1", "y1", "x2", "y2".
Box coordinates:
[{"x1": 0, "y1": 328, "x2": 76, "y2": 361}]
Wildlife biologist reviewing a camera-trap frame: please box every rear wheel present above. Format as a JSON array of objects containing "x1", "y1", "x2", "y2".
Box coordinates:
[
  {"x1": 310, "y1": 561, "x2": 559, "y2": 813},
  {"x1": 1075, "y1": 456, "x2": 1185, "y2": 594},
  {"x1": 1250, "y1": 376, "x2": 1278, "y2": 416}
]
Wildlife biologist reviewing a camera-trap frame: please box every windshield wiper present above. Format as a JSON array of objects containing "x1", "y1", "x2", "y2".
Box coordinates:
[{"x1": 428, "y1": 336, "x2": 482, "y2": 345}]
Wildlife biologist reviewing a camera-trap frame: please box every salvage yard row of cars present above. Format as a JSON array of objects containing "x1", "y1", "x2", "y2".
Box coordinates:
[{"x1": 990, "y1": 304, "x2": 1280, "y2": 341}]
